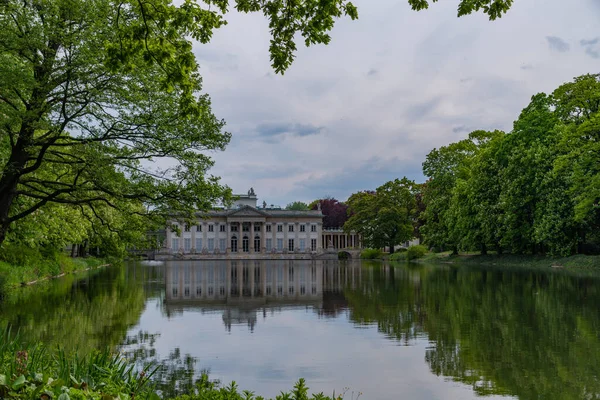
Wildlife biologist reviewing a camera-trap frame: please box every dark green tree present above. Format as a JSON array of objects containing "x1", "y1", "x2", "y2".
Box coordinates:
[
  {"x1": 344, "y1": 178, "x2": 417, "y2": 252},
  {"x1": 0, "y1": 0, "x2": 360, "y2": 246}
]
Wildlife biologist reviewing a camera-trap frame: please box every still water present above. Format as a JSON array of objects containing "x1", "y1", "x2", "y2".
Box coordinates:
[{"x1": 2, "y1": 259, "x2": 600, "y2": 399}]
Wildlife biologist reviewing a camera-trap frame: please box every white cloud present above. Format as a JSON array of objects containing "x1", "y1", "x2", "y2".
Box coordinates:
[{"x1": 180, "y1": 0, "x2": 600, "y2": 205}]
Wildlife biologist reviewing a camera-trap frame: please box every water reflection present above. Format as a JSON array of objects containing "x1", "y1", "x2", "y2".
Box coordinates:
[
  {"x1": 164, "y1": 260, "x2": 362, "y2": 332},
  {"x1": 3, "y1": 260, "x2": 600, "y2": 399}
]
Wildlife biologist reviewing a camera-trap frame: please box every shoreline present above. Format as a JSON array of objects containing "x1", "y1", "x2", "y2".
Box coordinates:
[
  {"x1": 21, "y1": 263, "x2": 110, "y2": 287},
  {"x1": 0, "y1": 257, "x2": 110, "y2": 294},
  {"x1": 412, "y1": 253, "x2": 600, "y2": 270}
]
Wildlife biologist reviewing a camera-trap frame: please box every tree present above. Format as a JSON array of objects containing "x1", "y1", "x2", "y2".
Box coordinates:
[
  {"x1": 407, "y1": 0, "x2": 514, "y2": 20},
  {"x1": 344, "y1": 178, "x2": 417, "y2": 253},
  {"x1": 285, "y1": 201, "x2": 309, "y2": 211},
  {"x1": 310, "y1": 198, "x2": 349, "y2": 228},
  {"x1": 0, "y1": 0, "x2": 360, "y2": 246},
  {"x1": 421, "y1": 139, "x2": 477, "y2": 253}
]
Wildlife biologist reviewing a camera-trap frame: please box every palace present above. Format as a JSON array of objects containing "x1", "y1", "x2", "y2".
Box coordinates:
[{"x1": 158, "y1": 188, "x2": 362, "y2": 260}]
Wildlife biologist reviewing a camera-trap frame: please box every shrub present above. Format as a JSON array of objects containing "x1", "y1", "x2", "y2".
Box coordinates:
[
  {"x1": 338, "y1": 251, "x2": 350, "y2": 260},
  {"x1": 389, "y1": 252, "x2": 407, "y2": 261},
  {"x1": 406, "y1": 245, "x2": 428, "y2": 260},
  {"x1": 360, "y1": 248, "x2": 383, "y2": 259}
]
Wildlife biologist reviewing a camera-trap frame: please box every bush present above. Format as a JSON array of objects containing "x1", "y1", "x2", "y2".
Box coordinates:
[
  {"x1": 338, "y1": 251, "x2": 350, "y2": 260},
  {"x1": 360, "y1": 248, "x2": 383, "y2": 259},
  {"x1": 406, "y1": 245, "x2": 428, "y2": 260},
  {"x1": 389, "y1": 252, "x2": 407, "y2": 261}
]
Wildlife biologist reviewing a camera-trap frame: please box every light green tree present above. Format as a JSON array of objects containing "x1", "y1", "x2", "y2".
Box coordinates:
[
  {"x1": 344, "y1": 178, "x2": 417, "y2": 253},
  {"x1": 285, "y1": 201, "x2": 309, "y2": 211}
]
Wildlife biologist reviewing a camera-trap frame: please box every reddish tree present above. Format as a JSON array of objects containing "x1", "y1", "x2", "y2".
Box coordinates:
[{"x1": 310, "y1": 198, "x2": 350, "y2": 229}]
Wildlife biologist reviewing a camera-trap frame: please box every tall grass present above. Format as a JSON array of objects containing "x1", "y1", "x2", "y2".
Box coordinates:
[
  {"x1": 0, "y1": 329, "x2": 157, "y2": 399},
  {"x1": 0, "y1": 330, "x2": 362, "y2": 400}
]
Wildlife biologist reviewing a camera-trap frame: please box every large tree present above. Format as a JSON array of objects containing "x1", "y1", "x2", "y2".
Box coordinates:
[
  {"x1": 0, "y1": 0, "x2": 360, "y2": 246},
  {"x1": 344, "y1": 178, "x2": 417, "y2": 252},
  {"x1": 0, "y1": 0, "x2": 517, "y2": 248},
  {"x1": 310, "y1": 197, "x2": 349, "y2": 228}
]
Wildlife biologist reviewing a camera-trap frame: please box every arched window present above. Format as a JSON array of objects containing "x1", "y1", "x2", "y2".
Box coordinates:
[
  {"x1": 254, "y1": 235, "x2": 261, "y2": 252},
  {"x1": 242, "y1": 236, "x2": 249, "y2": 252},
  {"x1": 231, "y1": 236, "x2": 238, "y2": 253}
]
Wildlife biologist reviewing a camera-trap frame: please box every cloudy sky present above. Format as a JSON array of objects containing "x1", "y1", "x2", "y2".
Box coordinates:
[{"x1": 193, "y1": 0, "x2": 599, "y2": 207}]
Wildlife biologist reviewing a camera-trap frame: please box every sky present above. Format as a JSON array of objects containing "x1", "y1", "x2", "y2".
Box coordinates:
[{"x1": 191, "y1": 0, "x2": 600, "y2": 207}]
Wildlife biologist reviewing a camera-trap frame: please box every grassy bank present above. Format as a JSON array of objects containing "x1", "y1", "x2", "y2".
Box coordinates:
[
  {"x1": 0, "y1": 255, "x2": 107, "y2": 294},
  {"x1": 0, "y1": 333, "x2": 349, "y2": 400},
  {"x1": 418, "y1": 252, "x2": 600, "y2": 270}
]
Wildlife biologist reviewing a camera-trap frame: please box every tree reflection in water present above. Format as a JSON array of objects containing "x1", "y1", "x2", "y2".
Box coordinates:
[{"x1": 344, "y1": 263, "x2": 600, "y2": 399}]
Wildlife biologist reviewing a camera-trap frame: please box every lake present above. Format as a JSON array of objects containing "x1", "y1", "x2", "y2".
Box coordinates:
[{"x1": 2, "y1": 259, "x2": 600, "y2": 399}]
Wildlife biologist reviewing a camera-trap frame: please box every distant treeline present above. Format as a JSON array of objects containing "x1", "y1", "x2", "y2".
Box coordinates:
[{"x1": 419, "y1": 74, "x2": 600, "y2": 256}]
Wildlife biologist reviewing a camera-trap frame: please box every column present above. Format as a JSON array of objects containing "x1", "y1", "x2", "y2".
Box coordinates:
[
  {"x1": 305, "y1": 222, "x2": 310, "y2": 252},
  {"x1": 166, "y1": 225, "x2": 172, "y2": 252},
  {"x1": 250, "y1": 221, "x2": 254, "y2": 253},
  {"x1": 261, "y1": 222, "x2": 266, "y2": 253},
  {"x1": 271, "y1": 222, "x2": 276, "y2": 252},
  {"x1": 283, "y1": 222, "x2": 288, "y2": 252},
  {"x1": 294, "y1": 222, "x2": 299, "y2": 252},
  {"x1": 191, "y1": 223, "x2": 197, "y2": 253},
  {"x1": 202, "y1": 222, "x2": 207, "y2": 252},
  {"x1": 226, "y1": 222, "x2": 230, "y2": 253}
]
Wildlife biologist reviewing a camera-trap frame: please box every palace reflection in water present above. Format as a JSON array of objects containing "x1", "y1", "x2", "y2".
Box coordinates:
[
  {"x1": 6, "y1": 260, "x2": 600, "y2": 400},
  {"x1": 164, "y1": 260, "x2": 365, "y2": 331}
]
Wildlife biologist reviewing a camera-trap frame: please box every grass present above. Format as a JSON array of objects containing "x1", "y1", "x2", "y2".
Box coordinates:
[
  {"x1": 0, "y1": 255, "x2": 108, "y2": 301},
  {"x1": 418, "y1": 252, "x2": 600, "y2": 270},
  {"x1": 0, "y1": 331, "x2": 361, "y2": 400},
  {"x1": 0, "y1": 329, "x2": 157, "y2": 399}
]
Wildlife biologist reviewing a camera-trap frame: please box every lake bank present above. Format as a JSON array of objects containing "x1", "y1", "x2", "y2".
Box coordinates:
[
  {"x1": 0, "y1": 256, "x2": 109, "y2": 295},
  {"x1": 416, "y1": 253, "x2": 600, "y2": 270}
]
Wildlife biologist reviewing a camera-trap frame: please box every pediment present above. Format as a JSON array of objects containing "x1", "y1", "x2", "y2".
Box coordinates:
[{"x1": 226, "y1": 206, "x2": 269, "y2": 217}]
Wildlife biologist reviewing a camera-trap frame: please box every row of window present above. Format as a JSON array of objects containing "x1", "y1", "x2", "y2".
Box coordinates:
[
  {"x1": 177, "y1": 223, "x2": 319, "y2": 233},
  {"x1": 173, "y1": 238, "x2": 318, "y2": 252},
  {"x1": 171, "y1": 285, "x2": 318, "y2": 298}
]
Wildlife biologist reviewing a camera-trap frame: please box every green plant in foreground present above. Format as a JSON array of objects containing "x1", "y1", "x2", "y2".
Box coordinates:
[{"x1": 0, "y1": 330, "x2": 157, "y2": 399}]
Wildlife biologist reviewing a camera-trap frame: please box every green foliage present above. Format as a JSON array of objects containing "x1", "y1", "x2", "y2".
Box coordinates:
[
  {"x1": 360, "y1": 249, "x2": 383, "y2": 260},
  {"x1": 407, "y1": 0, "x2": 513, "y2": 19},
  {"x1": 170, "y1": 376, "x2": 341, "y2": 400},
  {"x1": 286, "y1": 202, "x2": 310, "y2": 211},
  {"x1": 337, "y1": 251, "x2": 350, "y2": 260},
  {"x1": 0, "y1": 331, "x2": 156, "y2": 399},
  {"x1": 0, "y1": 332, "x2": 346, "y2": 400},
  {"x1": 388, "y1": 251, "x2": 407, "y2": 262},
  {"x1": 0, "y1": 0, "x2": 362, "y2": 246},
  {"x1": 345, "y1": 178, "x2": 417, "y2": 251},
  {"x1": 406, "y1": 245, "x2": 428, "y2": 260},
  {"x1": 421, "y1": 74, "x2": 600, "y2": 257}
]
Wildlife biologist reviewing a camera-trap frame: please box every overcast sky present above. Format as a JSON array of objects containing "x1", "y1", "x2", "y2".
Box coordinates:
[{"x1": 191, "y1": 0, "x2": 599, "y2": 206}]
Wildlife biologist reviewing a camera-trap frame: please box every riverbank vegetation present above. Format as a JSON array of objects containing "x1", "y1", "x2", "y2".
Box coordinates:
[
  {"x1": 344, "y1": 74, "x2": 600, "y2": 260},
  {"x1": 419, "y1": 74, "x2": 600, "y2": 257},
  {"x1": 0, "y1": 332, "x2": 351, "y2": 400}
]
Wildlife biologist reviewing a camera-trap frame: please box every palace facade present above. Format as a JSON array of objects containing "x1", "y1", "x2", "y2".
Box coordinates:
[{"x1": 159, "y1": 189, "x2": 356, "y2": 260}]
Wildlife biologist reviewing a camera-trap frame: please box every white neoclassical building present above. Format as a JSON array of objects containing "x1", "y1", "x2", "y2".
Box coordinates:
[{"x1": 160, "y1": 189, "x2": 327, "y2": 260}]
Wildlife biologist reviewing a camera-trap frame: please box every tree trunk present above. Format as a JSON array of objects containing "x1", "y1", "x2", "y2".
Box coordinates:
[
  {"x1": 496, "y1": 242, "x2": 503, "y2": 255},
  {"x1": 481, "y1": 243, "x2": 487, "y2": 255},
  {"x1": 0, "y1": 145, "x2": 31, "y2": 247},
  {"x1": 451, "y1": 245, "x2": 459, "y2": 256},
  {"x1": 389, "y1": 242, "x2": 395, "y2": 254}
]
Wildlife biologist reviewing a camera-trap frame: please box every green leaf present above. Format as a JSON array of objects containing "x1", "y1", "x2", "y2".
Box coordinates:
[
  {"x1": 12, "y1": 375, "x2": 26, "y2": 390},
  {"x1": 58, "y1": 393, "x2": 71, "y2": 400},
  {"x1": 0, "y1": 374, "x2": 6, "y2": 386}
]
